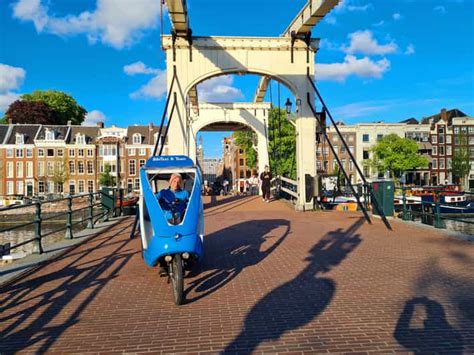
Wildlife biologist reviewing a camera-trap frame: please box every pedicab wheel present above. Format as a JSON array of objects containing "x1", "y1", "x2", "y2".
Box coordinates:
[{"x1": 171, "y1": 254, "x2": 184, "y2": 305}]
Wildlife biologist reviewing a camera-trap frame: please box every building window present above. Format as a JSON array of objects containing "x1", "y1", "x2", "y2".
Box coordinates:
[
  {"x1": 87, "y1": 180, "x2": 94, "y2": 193},
  {"x1": 432, "y1": 146, "x2": 437, "y2": 155},
  {"x1": 16, "y1": 148, "x2": 24, "y2": 158},
  {"x1": 69, "y1": 181, "x2": 75, "y2": 195},
  {"x1": 47, "y1": 161, "x2": 54, "y2": 176},
  {"x1": 76, "y1": 134, "x2": 85, "y2": 144},
  {"x1": 333, "y1": 146, "x2": 338, "y2": 154},
  {"x1": 100, "y1": 145, "x2": 117, "y2": 156},
  {"x1": 239, "y1": 158, "x2": 244, "y2": 166},
  {"x1": 15, "y1": 134, "x2": 24, "y2": 144},
  {"x1": 128, "y1": 148, "x2": 136, "y2": 156},
  {"x1": 6, "y1": 162, "x2": 13, "y2": 178},
  {"x1": 447, "y1": 135, "x2": 452, "y2": 144},
  {"x1": 349, "y1": 146, "x2": 354, "y2": 154},
  {"x1": 439, "y1": 146, "x2": 445, "y2": 155},
  {"x1": 239, "y1": 170, "x2": 244, "y2": 178},
  {"x1": 134, "y1": 178, "x2": 140, "y2": 190},
  {"x1": 332, "y1": 161, "x2": 338, "y2": 170},
  {"x1": 363, "y1": 150, "x2": 369, "y2": 160},
  {"x1": 38, "y1": 162, "x2": 44, "y2": 176},
  {"x1": 47, "y1": 149, "x2": 54, "y2": 157},
  {"x1": 69, "y1": 161, "x2": 75, "y2": 174},
  {"x1": 16, "y1": 181, "x2": 24, "y2": 195},
  {"x1": 45, "y1": 129, "x2": 55, "y2": 140},
  {"x1": 87, "y1": 149, "x2": 93, "y2": 157},
  {"x1": 139, "y1": 159, "x2": 145, "y2": 168},
  {"x1": 78, "y1": 161, "x2": 84, "y2": 174},
  {"x1": 78, "y1": 149, "x2": 84, "y2": 157},
  {"x1": 348, "y1": 136, "x2": 354, "y2": 142},
  {"x1": 439, "y1": 158, "x2": 445, "y2": 169},
  {"x1": 16, "y1": 162, "x2": 23, "y2": 178},
  {"x1": 6, "y1": 149, "x2": 13, "y2": 158},
  {"x1": 6, "y1": 181, "x2": 14, "y2": 195},
  {"x1": 69, "y1": 149, "x2": 75, "y2": 157},
  {"x1": 317, "y1": 161, "x2": 322, "y2": 170},
  {"x1": 26, "y1": 148, "x2": 33, "y2": 157},
  {"x1": 362, "y1": 134, "x2": 369, "y2": 142},
  {"x1": 38, "y1": 149, "x2": 44, "y2": 157},
  {"x1": 446, "y1": 146, "x2": 452, "y2": 155},
  {"x1": 349, "y1": 160, "x2": 353, "y2": 171},
  {"x1": 127, "y1": 179, "x2": 133, "y2": 192},
  {"x1": 340, "y1": 146, "x2": 346, "y2": 154},
  {"x1": 447, "y1": 158, "x2": 452, "y2": 168},
  {"x1": 333, "y1": 135, "x2": 338, "y2": 142},
  {"x1": 139, "y1": 148, "x2": 146, "y2": 156},
  {"x1": 47, "y1": 181, "x2": 54, "y2": 194},
  {"x1": 461, "y1": 126, "x2": 467, "y2": 134},
  {"x1": 87, "y1": 161, "x2": 94, "y2": 174},
  {"x1": 439, "y1": 135, "x2": 445, "y2": 144},
  {"x1": 39, "y1": 181, "x2": 45, "y2": 194},
  {"x1": 78, "y1": 180, "x2": 85, "y2": 193},
  {"x1": 341, "y1": 159, "x2": 346, "y2": 168},
  {"x1": 432, "y1": 159, "x2": 438, "y2": 169},
  {"x1": 26, "y1": 162, "x2": 33, "y2": 177},
  {"x1": 453, "y1": 127, "x2": 459, "y2": 134},
  {"x1": 377, "y1": 134, "x2": 383, "y2": 141},
  {"x1": 129, "y1": 160, "x2": 136, "y2": 175},
  {"x1": 133, "y1": 134, "x2": 142, "y2": 144},
  {"x1": 57, "y1": 149, "x2": 64, "y2": 157},
  {"x1": 432, "y1": 135, "x2": 437, "y2": 144},
  {"x1": 57, "y1": 182, "x2": 63, "y2": 193},
  {"x1": 316, "y1": 148, "x2": 322, "y2": 156}
]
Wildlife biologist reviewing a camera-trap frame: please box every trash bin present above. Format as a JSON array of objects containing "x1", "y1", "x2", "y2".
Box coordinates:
[
  {"x1": 101, "y1": 187, "x2": 116, "y2": 213},
  {"x1": 371, "y1": 179, "x2": 394, "y2": 217}
]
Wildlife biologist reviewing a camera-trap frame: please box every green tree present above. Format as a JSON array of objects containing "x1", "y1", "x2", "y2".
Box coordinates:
[
  {"x1": 233, "y1": 130, "x2": 257, "y2": 169},
  {"x1": 268, "y1": 108, "x2": 296, "y2": 179},
  {"x1": 451, "y1": 132, "x2": 471, "y2": 186},
  {"x1": 21, "y1": 90, "x2": 87, "y2": 125},
  {"x1": 367, "y1": 134, "x2": 429, "y2": 179},
  {"x1": 52, "y1": 157, "x2": 70, "y2": 193},
  {"x1": 5, "y1": 100, "x2": 61, "y2": 125},
  {"x1": 99, "y1": 163, "x2": 116, "y2": 187}
]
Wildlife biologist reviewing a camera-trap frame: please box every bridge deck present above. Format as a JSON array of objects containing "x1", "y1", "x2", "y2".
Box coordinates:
[{"x1": 1, "y1": 196, "x2": 473, "y2": 353}]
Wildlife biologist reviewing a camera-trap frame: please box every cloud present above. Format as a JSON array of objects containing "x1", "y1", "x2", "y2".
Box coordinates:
[
  {"x1": 124, "y1": 61, "x2": 160, "y2": 75},
  {"x1": 0, "y1": 63, "x2": 26, "y2": 113},
  {"x1": 198, "y1": 76, "x2": 244, "y2": 102},
  {"x1": 405, "y1": 44, "x2": 415, "y2": 55},
  {"x1": 392, "y1": 13, "x2": 402, "y2": 20},
  {"x1": 316, "y1": 55, "x2": 390, "y2": 82},
  {"x1": 12, "y1": 0, "x2": 162, "y2": 49},
  {"x1": 333, "y1": 101, "x2": 392, "y2": 119},
  {"x1": 335, "y1": 0, "x2": 372, "y2": 13},
  {"x1": 83, "y1": 110, "x2": 106, "y2": 125},
  {"x1": 434, "y1": 6, "x2": 446, "y2": 15},
  {"x1": 130, "y1": 70, "x2": 167, "y2": 99},
  {"x1": 342, "y1": 30, "x2": 398, "y2": 55},
  {"x1": 325, "y1": 16, "x2": 337, "y2": 25},
  {"x1": 372, "y1": 20, "x2": 384, "y2": 27}
]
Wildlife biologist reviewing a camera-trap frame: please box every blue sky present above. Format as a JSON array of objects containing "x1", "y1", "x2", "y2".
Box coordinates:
[{"x1": 1, "y1": 0, "x2": 473, "y2": 157}]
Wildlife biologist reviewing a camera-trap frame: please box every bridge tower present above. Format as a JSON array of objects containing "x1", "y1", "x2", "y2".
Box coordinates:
[{"x1": 163, "y1": 0, "x2": 339, "y2": 210}]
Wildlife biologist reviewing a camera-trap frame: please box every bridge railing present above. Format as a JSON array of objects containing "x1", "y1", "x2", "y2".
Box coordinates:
[
  {"x1": 400, "y1": 186, "x2": 474, "y2": 233},
  {"x1": 0, "y1": 189, "x2": 124, "y2": 257},
  {"x1": 271, "y1": 176, "x2": 298, "y2": 203}
]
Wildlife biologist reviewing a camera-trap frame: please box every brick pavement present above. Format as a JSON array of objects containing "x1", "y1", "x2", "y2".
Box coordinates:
[{"x1": 0, "y1": 195, "x2": 473, "y2": 354}]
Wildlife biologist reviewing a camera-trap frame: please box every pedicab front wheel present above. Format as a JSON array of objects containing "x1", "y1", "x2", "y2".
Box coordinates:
[{"x1": 171, "y1": 254, "x2": 184, "y2": 305}]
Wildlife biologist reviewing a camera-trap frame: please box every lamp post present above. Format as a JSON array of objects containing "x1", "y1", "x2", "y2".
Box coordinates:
[{"x1": 285, "y1": 98, "x2": 292, "y2": 116}]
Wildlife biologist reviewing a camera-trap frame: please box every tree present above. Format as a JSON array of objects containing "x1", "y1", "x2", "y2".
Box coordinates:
[
  {"x1": 21, "y1": 90, "x2": 86, "y2": 125},
  {"x1": 4, "y1": 100, "x2": 61, "y2": 125},
  {"x1": 52, "y1": 157, "x2": 70, "y2": 193},
  {"x1": 367, "y1": 134, "x2": 429, "y2": 179},
  {"x1": 451, "y1": 132, "x2": 471, "y2": 186},
  {"x1": 268, "y1": 108, "x2": 296, "y2": 179},
  {"x1": 233, "y1": 130, "x2": 257, "y2": 170},
  {"x1": 99, "y1": 163, "x2": 116, "y2": 187}
]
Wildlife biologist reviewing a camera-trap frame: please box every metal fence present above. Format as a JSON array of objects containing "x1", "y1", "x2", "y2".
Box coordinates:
[{"x1": 0, "y1": 189, "x2": 125, "y2": 256}]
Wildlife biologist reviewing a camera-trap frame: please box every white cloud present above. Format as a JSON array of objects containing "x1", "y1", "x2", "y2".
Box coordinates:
[
  {"x1": 12, "y1": 0, "x2": 162, "y2": 49},
  {"x1": 392, "y1": 13, "x2": 402, "y2": 20},
  {"x1": 325, "y1": 16, "x2": 337, "y2": 25},
  {"x1": 335, "y1": 0, "x2": 372, "y2": 13},
  {"x1": 130, "y1": 70, "x2": 167, "y2": 100},
  {"x1": 124, "y1": 61, "x2": 160, "y2": 76},
  {"x1": 0, "y1": 63, "x2": 26, "y2": 113},
  {"x1": 0, "y1": 63, "x2": 26, "y2": 93},
  {"x1": 342, "y1": 30, "x2": 398, "y2": 55},
  {"x1": 83, "y1": 110, "x2": 106, "y2": 125},
  {"x1": 372, "y1": 20, "x2": 384, "y2": 27},
  {"x1": 405, "y1": 44, "x2": 415, "y2": 55},
  {"x1": 315, "y1": 55, "x2": 390, "y2": 82},
  {"x1": 333, "y1": 101, "x2": 391, "y2": 119},
  {"x1": 198, "y1": 76, "x2": 244, "y2": 102},
  {"x1": 434, "y1": 6, "x2": 446, "y2": 15}
]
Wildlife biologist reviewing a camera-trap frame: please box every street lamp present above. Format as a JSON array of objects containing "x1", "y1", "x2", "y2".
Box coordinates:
[{"x1": 285, "y1": 98, "x2": 292, "y2": 115}]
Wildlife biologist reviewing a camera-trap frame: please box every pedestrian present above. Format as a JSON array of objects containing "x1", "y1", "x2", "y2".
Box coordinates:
[
  {"x1": 260, "y1": 165, "x2": 272, "y2": 202},
  {"x1": 250, "y1": 173, "x2": 259, "y2": 195},
  {"x1": 223, "y1": 178, "x2": 229, "y2": 195}
]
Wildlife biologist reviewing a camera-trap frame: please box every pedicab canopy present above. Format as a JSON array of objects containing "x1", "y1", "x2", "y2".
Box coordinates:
[{"x1": 144, "y1": 155, "x2": 195, "y2": 169}]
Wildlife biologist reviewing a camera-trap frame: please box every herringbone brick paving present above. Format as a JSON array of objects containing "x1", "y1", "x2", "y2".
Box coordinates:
[{"x1": 0, "y1": 195, "x2": 473, "y2": 354}]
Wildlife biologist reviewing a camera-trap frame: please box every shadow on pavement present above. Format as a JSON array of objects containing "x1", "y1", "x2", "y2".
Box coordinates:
[
  {"x1": 394, "y1": 297, "x2": 464, "y2": 354},
  {"x1": 223, "y1": 217, "x2": 364, "y2": 353},
  {"x1": 185, "y1": 218, "x2": 290, "y2": 304},
  {"x1": 0, "y1": 221, "x2": 136, "y2": 353}
]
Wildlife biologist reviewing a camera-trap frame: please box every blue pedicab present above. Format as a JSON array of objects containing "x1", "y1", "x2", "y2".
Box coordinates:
[{"x1": 139, "y1": 155, "x2": 204, "y2": 305}]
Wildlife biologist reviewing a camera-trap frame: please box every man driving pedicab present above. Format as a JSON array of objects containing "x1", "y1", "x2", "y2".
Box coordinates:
[{"x1": 155, "y1": 173, "x2": 189, "y2": 224}]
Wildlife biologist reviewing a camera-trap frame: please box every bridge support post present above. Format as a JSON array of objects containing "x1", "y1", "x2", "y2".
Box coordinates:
[
  {"x1": 65, "y1": 195, "x2": 73, "y2": 239},
  {"x1": 33, "y1": 200, "x2": 43, "y2": 254}
]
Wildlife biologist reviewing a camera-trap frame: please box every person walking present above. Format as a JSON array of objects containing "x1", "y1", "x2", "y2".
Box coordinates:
[{"x1": 260, "y1": 165, "x2": 272, "y2": 202}]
